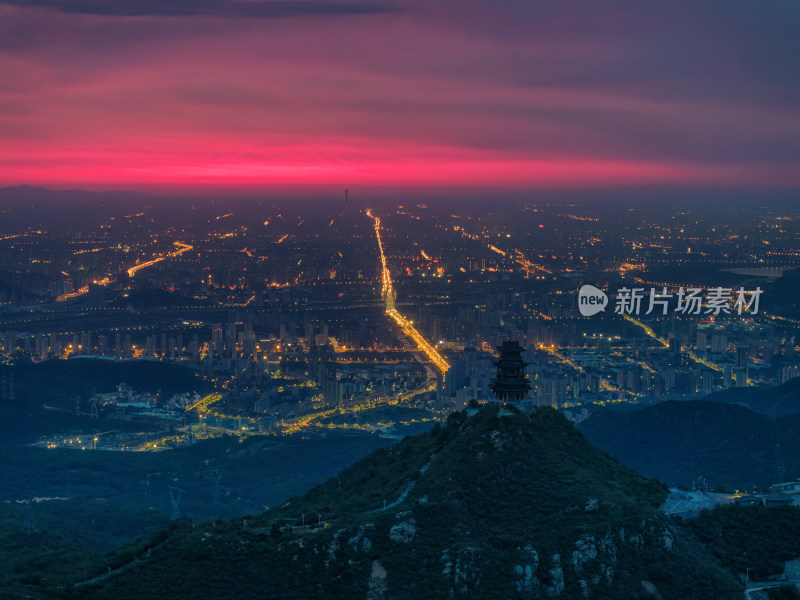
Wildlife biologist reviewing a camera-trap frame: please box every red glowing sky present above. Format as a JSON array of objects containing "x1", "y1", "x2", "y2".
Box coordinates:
[{"x1": 0, "y1": 1, "x2": 798, "y2": 190}]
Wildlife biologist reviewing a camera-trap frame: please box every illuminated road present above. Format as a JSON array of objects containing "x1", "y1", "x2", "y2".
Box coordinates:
[
  {"x1": 386, "y1": 308, "x2": 450, "y2": 374},
  {"x1": 185, "y1": 393, "x2": 222, "y2": 413},
  {"x1": 56, "y1": 276, "x2": 112, "y2": 302},
  {"x1": 511, "y1": 249, "x2": 552, "y2": 275},
  {"x1": 624, "y1": 314, "x2": 725, "y2": 373},
  {"x1": 454, "y1": 226, "x2": 550, "y2": 275},
  {"x1": 127, "y1": 241, "x2": 193, "y2": 278},
  {"x1": 186, "y1": 395, "x2": 255, "y2": 424},
  {"x1": 624, "y1": 314, "x2": 668, "y2": 347},
  {"x1": 366, "y1": 209, "x2": 450, "y2": 377},
  {"x1": 284, "y1": 380, "x2": 436, "y2": 434},
  {"x1": 763, "y1": 312, "x2": 800, "y2": 328},
  {"x1": 367, "y1": 209, "x2": 394, "y2": 303},
  {"x1": 539, "y1": 344, "x2": 583, "y2": 372},
  {"x1": 57, "y1": 241, "x2": 193, "y2": 302}
]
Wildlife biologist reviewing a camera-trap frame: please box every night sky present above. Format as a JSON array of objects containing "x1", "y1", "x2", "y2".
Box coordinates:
[{"x1": 1, "y1": 0, "x2": 798, "y2": 190}]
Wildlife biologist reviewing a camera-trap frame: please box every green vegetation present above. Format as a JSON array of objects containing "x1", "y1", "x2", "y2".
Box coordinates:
[
  {"x1": 579, "y1": 400, "x2": 800, "y2": 489},
  {"x1": 0, "y1": 432, "x2": 391, "y2": 599},
  {"x1": 75, "y1": 406, "x2": 742, "y2": 599},
  {"x1": 11, "y1": 402, "x2": 800, "y2": 599},
  {"x1": 0, "y1": 497, "x2": 169, "y2": 598},
  {"x1": 681, "y1": 505, "x2": 800, "y2": 581},
  {"x1": 0, "y1": 359, "x2": 211, "y2": 444},
  {"x1": 704, "y1": 377, "x2": 800, "y2": 418},
  {"x1": 11, "y1": 357, "x2": 209, "y2": 401},
  {"x1": 768, "y1": 586, "x2": 800, "y2": 600}
]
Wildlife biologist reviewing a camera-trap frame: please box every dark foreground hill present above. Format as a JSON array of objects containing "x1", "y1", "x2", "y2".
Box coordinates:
[
  {"x1": 78, "y1": 406, "x2": 741, "y2": 600},
  {"x1": 578, "y1": 400, "x2": 800, "y2": 490}
]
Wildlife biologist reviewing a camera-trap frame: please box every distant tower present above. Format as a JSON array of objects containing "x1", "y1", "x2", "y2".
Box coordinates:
[
  {"x1": 344, "y1": 188, "x2": 349, "y2": 205},
  {"x1": 8, "y1": 372, "x2": 15, "y2": 401},
  {"x1": 90, "y1": 398, "x2": 99, "y2": 419},
  {"x1": 75, "y1": 396, "x2": 81, "y2": 416},
  {"x1": 490, "y1": 341, "x2": 531, "y2": 404}
]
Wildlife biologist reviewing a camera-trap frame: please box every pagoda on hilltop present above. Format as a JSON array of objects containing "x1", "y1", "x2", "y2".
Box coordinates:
[{"x1": 490, "y1": 341, "x2": 531, "y2": 404}]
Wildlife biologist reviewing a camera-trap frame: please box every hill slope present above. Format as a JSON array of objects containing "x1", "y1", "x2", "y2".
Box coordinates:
[
  {"x1": 0, "y1": 359, "x2": 210, "y2": 444},
  {"x1": 703, "y1": 378, "x2": 800, "y2": 418},
  {"x1": 78, "y1": 406, "x2": 741, "y2": 600},
  {"x1": 579, "y1": 400, "x2": 785, "y2": 489},
  {"x1": 578, "y1": 400, "x2": 800, "y2": 490}
]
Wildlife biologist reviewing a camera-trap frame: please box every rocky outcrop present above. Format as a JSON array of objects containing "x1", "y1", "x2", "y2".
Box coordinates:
[
  {"x1": 366, "y1": 560, "x2": 387, "y2": 600},
  {"x1": 389, "y1": 518, "x2": 416, "y2": 544},
  {"x1": 514, "y1": 545, "x2": 540, "y2": 596}
]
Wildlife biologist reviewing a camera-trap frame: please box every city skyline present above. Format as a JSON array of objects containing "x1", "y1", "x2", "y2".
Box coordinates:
[{"x1": 3, "y1": 3, "x2": 800, "y2": 597}]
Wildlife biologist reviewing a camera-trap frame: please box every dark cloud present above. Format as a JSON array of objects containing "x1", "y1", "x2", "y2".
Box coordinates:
[
  {"x1": 0, "y1": 0, "x2": 797, "y2": 188},
  {"x1": 1, "y1": 0, "x2": 397, "y2": 18}
]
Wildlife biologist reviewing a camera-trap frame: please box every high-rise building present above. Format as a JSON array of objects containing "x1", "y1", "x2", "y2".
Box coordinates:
[
  {"x1": 318, "y1": 362, "x2": 342, "y2": 407},
  {"x1": 696, "y1": 331, "x2": 707, "y2": 351},
  {"x1": 711, "y1": 333, "x2": 727, "y2": 354},
  {"x1": 781, "y1": 366, "x2": 800, "y2": 384},
  {"x1": 736, "y1": 345, "x2": 749, "y2": 369},
  {"x1": 701, "y1": 370, "x2": 714, "y2": 394}
]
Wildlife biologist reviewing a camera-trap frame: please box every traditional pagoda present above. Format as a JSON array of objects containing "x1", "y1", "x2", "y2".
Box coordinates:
[{"x1": 490, "y1": 341, "x2": 531, "y2": 404}]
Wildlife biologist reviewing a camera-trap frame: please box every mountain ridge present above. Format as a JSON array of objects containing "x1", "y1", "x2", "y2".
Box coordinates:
[
  {"x1": 579, "y1": 398, "x2": 800, "y2": 489},
  {"x1": 78, "y1": 406, "x2": 742, "y2": 600}
]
